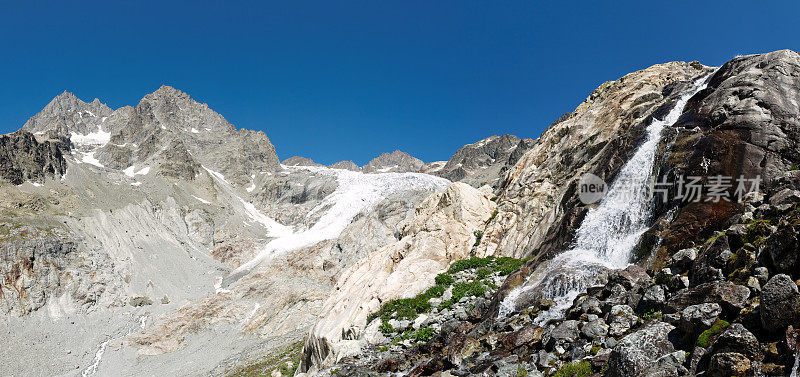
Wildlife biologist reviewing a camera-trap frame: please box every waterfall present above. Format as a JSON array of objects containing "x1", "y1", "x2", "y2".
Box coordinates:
[
  {"x1": 499, "y1": 74, "x2": 712, "y2": 323},
  {"x1": 791, "y1": 351, "x2": 799, "y2": 377}
]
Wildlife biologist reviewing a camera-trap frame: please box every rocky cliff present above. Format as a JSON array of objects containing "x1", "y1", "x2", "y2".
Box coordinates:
[
  {"x1": 301, "y1": 50, "x2": 800, "y2": 377},
  {"x1": 0, "y1": 130, "x2": 68, "y2": 185}
]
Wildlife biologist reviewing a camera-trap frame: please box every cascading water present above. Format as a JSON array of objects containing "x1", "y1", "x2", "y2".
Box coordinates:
[
  {"x1": 791, "y1": 351, "x2": 799, "y2": 377},
  {"x1": 499, "y1": 74, "x2": 712, "y2": 324}
]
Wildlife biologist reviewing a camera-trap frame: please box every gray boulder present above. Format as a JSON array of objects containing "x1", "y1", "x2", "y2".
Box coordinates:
[
  {"x1": 679, "y1": 303, "x2": 721, "y2": 334},
  {"x1": 760, "y1": 274, "x2": 800, "y2": 332},
  {"x1": 711, "y1": 323, "x2": 762, "y2": 361},
  {"x1": 607, "y1": 322, "x2": 679, "y2": 377}
]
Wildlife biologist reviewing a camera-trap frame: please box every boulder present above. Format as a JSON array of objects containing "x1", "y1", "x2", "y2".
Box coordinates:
[
  {"x1": 665, "y1": 281, "x2": 749, "y2": 315},
  {"x1": 607, "y1": 305, "x2": 638, "y2": 337},
  {"x1": 707, "y1": 352, "x2": 752, "y2": 377},
  {"x1": 550, "y1": 320, "x2": 580, "y2": 344},
  {"x1": 679, "y1": 303, "x2": 721, "y2": 334},
  {"x1": 760, "y1": 274, "x2": 800, "y2": 332},
  {"x1": 669, "y1": 247, "x2": 698, "y2": 271},
  {"x1": 581, "y1": 319, "x2": 609, "y2": 339},
  {"x1": 711, "y1": 323, "x2": 762, "y2": 361},
  {"x1": 607, "y1": 322, "x2": 679, "y2": 377}
]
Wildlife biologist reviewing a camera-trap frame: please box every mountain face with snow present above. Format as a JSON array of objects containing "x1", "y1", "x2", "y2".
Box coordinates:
[{"x1": 2, "y1": 50, "x2": 800, "y2": 377}]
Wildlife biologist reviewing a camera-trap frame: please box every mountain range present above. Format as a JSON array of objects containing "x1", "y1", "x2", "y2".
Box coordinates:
[{"x1": 1, "y1": 50, "x2": 800, "y2": 377}]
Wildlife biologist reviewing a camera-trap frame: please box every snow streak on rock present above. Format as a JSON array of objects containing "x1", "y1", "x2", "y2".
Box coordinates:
[{"x1": 227, "y1": 165, "x2": 450, "y2": 283}]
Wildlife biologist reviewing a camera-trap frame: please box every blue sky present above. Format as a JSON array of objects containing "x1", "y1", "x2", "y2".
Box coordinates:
[{"x1": 1, "y1": 1, "x2": 798, "y2": 165}]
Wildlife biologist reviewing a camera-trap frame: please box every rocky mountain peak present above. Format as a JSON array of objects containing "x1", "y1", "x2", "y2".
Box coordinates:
[
  {"x1": 282, "y1": 156, "x2": 320, "y2": 167},
  {"x1": 361, "y1": 149, "x2": 424, "y2": 173},
  {"x1": 23, "y1": 91, "x2": 113, "y2": 136}
]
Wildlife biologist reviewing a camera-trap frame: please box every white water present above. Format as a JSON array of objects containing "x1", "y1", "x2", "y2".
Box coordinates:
[
  {"x1": 499, "y1": 75, "x2": 711, "y2": 322},
  {"x1": 791, "y1": 351, "x2": 799, "y2": 377}
]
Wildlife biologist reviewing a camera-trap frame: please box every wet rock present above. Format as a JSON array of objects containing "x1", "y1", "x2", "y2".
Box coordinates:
[
  {"x1": 707, "y1": 352, "x2": 752, "y2": 377},
  {"x1": 669, "y1": 247, "x2": 698, "y2": 271},
  {"x1": 760, "y1": 274, "x2": 800, "y2": 332},
  {"x1": 607, "y1": 322, "x2": 678, "y2": 377},
  {"x1": 679, "y1": 303, "x2": 721, "y2": 334}
]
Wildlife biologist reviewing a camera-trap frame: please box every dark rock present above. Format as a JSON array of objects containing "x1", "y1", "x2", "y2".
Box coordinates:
[
  {"x1": 711, "y1": 323, "x2": 762, "y2": 361},
  {"x1": 707, "y1": 352, "x2": 752, "y2": 377},
  {"x1": 760, "y1": 274, "x2": 800, "y2": 332},
  {"x1": 550, "y1": 320, "x2": 580, "y2": 344},
  {"x1": 668, "y1": 247, "x2": 698, "y2": 271},
  {"x1": 664, "y1": 281, "x2": 749, "y2": 316},
  {"x1": 0, "y1": 131, "x2": 68, "y2": 185},
  {"x1": 500, "y1": 323, "x2": 544, "y2": 350}
]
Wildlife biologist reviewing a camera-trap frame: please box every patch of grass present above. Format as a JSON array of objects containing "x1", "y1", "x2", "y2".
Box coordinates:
[
  {"x1": 489, "y1": 209, "x2": 499, "y2": 222},
  {"x1": 412, "y1": 327, "x2": 435, "y2": 343},
  {"x1": 448, "y1": 256, "x2": 493, "y2": 274},
  {"x1": 551, "y1": 360, "x2": 593, "y2": 377},
  {"x1": 697, "y1": 319, "x2": 730, "y2": 348},
  {"x1": 494, "y1": 256, "x2": 529, "y2": 275},
  {"x1": 435, "y1": 272, "x2": 454, "y2": 286},
  {"x1": 640, "y1": 309, "x2": 662, "y2": 321},
  {"x1": 226, "y1": 340, "x2": 303, "y2": 377},
  {"x1": 590, "y1": 344, "x2": 602, "y2": 355},
  {"x1": 476, "y1": 267, "x2": 492, "y2": 279},
  {"x1": 452, "y1": 280, "x2": 486, "y2": 302},
  {"x1": 490, "y1": 196, "x2": 498, "y2": 202},
  {"x1": 438, "y1": 299, "x2": 453, "y2": 310},
  {"x1": 516, "y1": 365, "x2": 528, "y2": 377}
]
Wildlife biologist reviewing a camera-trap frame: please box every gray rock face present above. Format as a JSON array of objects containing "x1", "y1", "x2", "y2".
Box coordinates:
[
  {"x1": 361, "y1": 150, "x2": 424, "y2": 173},
  {"x1": 607, "y1": 322, "x2": 679, "y2": 377},
  {"x1": 477, "y1": 61, "x2": 712, "y2": 258},
  {"x1": 665, "y1": 281, "x2": 749, "y2": 315},
  {"x1": 328, "y1": 160, "x2": 361, "y2": 171},
  {"x1": 23, "y1": 91, "x2": 113, "y2": 135},
  {"x1": 0, "y1": 237, "x2": 122, "y2": 316},
  {"x1": 760, "y1": 274, "x2": 800, "y2": 332},
  {"x1": 25, "y1": 86, "x2": 281, "y2": 186},
  {"x1": 282, "y1": 156, "x2": 321, "y2": 167},
  {"x1": 679, "y1": 303, "x2": 721, "y2": 334},
  {"x1": 434, "y1": 134, "x2": 535, "y2": 188},
  {"x1": 0, "y1": 131, "x2": 68, "y2": 184},
  {"x1": 658, "y1": 50, "x2": 800, "y2": 251}
]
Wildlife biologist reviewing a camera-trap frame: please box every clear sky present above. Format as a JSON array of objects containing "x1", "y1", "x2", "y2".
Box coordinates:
[{"x1": 1, "y1": 1, "x2": 798, "y2": 165}]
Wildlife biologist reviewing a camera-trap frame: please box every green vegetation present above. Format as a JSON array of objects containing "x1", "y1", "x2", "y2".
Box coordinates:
[
  {"x1": 516, "y1": 365, "x2": 528, "y2": 377},
  {"x1": 697, "y1": 319, "x2": 730, "y2": 348},
  {"x1": 226, "y1": 340, "x2": 303, "y2": 377},
  {"x1": 640, "y1": 309, "x2": 662, "y2": 321},
  {"x1": 550, "y1": 360, "x2": 593, "y2": 377},
  {"x1": 489, "y1": 209, "x2": 499, "y2": 222},
  {"x1": 473, "y1": 230, "x2": 484, "y2": 247},
  {"x1": 590, "y1": 344, "x2": 602, "y2": 355},
  {"x1": 367, "y1": 255, "x2": 528, "y2": 339},
  {"x1": 412, "y1": 327, "x2": 435, "y2": 342}
]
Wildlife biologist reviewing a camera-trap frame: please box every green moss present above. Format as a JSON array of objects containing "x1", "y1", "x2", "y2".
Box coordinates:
[
  {"x1": 379, "y1": 319, "x2": 394, "y2": 335},
  {"x1": 697, "y1": 319, "x2": 730, "y2": 348},
  {"x1": 551, "y1": 360, "x2": 593, "y2": 377},
  {"x1": 489, "y1": 209, "x2": 499, "y2": 222},
  {"x1": 590, "y1": 344, "x2": 602, "y2": 355},
  {"x1": 494, "y1": 256, "x2": 529, "y2": 275},
  {"x1": 640, "y1": 309, "x2": 662, "y2": 321},
  {"x1": 516, "y1": 365, "x2": 528, "y2": 377},
  {"x1": 438, "y1": 299, "x2": 454, "y2": 310},
  {"x1": 476, "y1": 268, "x2": 492, "y2": 279}
]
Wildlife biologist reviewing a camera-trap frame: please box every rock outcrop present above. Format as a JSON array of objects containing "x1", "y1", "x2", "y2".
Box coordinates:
[
  {"x1": 434, "y1": 134, "x2": 535, "y2": 189},
  {"x1": 299, "y1": 182, "x2": 496, "y2": 374},
  {"x1": 477, "y1": 61, "x2": 713, "y2": 259},
  {"x1": 0, "y1": 131, "x2": 68, "y2": 185},
  {"x1": 361, "y1": 150, "x2": 425, "y2": 173}
]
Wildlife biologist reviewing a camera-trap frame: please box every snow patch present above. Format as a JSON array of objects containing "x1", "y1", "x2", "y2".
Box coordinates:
[
  {"x1": 191, "y1": 128, "x2": 199, "y2": 133},
  {"x1": 81, "y1": 152, "x2": 104, "y2": 167},
  {"x1": 130, "y1": 182, "x2": 142, "y2": 186},
  {"x1": 123, "y1": 166, "x2": 150, "y2": 177},
  {"x1": 71, "y1": 125, "x2": 111, "y2": 147},
  {"x1": 192, "y1": 195, "x2": 211, "y2": 204},
  {"x1": 230, "y1": 166, "x2": 450, "y2": 280}
]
